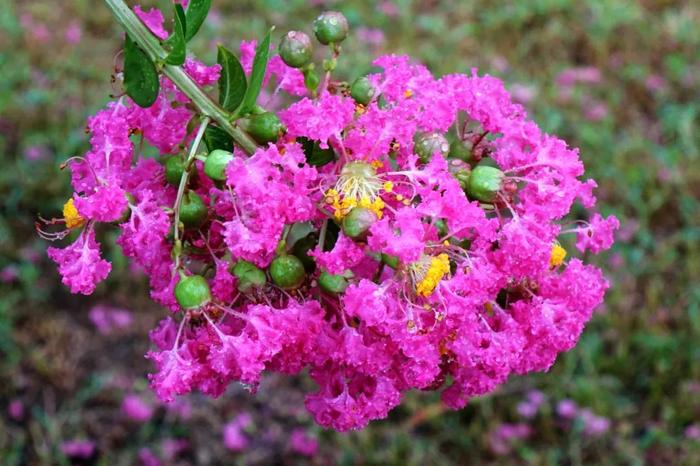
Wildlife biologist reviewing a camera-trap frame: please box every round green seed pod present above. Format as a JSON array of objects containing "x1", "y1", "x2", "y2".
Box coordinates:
[
  {"x1": 247, "y1": 112, "x2": 284, "y2": 145},
  {"x1": 269, "y1": 255, "x2": 306, "y2": 290},
  {"x1": 449, "y1": 139, "x2": 474, "y2": 163},
  {"x1": 232, "y1": 260, "x2": 267, "y2": 293},
  {"x1": 179, "y1": 191, "x2": 208, "y2": 229},
  {"x1": 175, "y1": 275, "x2": 211, "y2": 310},
  {"x1": 448, "y1": 159, "x2": 472, "y2": 190},
  {"x1": 467, "y1": 165, "x2": 504, "y2": 203},
  {"x1": 414, "y1": 132, "x2": 450, "y2": 163},
  {"x1": 165, "y1": 157, "x2": 185, "y2": 187},
  {"x1": 313, "y1": 11, "x2": 349, "y2": 45},
  {"x1": 350, "y1": 76, "x2": 376, "y2": 105},
  {"x1": 204, "y1": 149, "x2": 234, "y2": 182},
  {"x1": 318, "y1": 271, "x2": 349, "y2": 295},
  {"x1": 292, "y1": 234, "x2": 319, "y2": 273},
  {"x1": 341, "y1": 207, "x2": 377, "y2": 240},
  {"x1": 279, "y1": 31, "x2": 313, "y2": 68}
]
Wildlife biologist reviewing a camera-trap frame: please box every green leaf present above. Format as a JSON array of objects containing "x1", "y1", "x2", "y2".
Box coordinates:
[
  {"x1": 203, "y1": 125, "x2": 234, "y2": 152},
  {"x1": 238, "y1": 27, "x2": 273, "y2": 115},
  {"x1": 184, "y1": 0, "x2": 211, "y2": 42},
  {"x1": 164, "y1": 4, "x2": 187, "y2": 66},
  {"x1": 299, "y1": 137, "x2": 336, "y2": 167},
  {"x1": 123, "y1": 34, "x2": 159, "y2": 108},
  {"x1": 217, "y1": 45, "x2": 247, "y2": 112}
]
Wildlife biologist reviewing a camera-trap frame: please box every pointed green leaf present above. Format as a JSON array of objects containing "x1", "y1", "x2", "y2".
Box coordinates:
[
  {"x1": 165, "y1": 4, "x2": 187, "y2": 66},
  {"x1": 123, "y1": 34, "x2": 159, "y2": 108},
  {"x1": 203, "y1": 125, "x2": 234, "y2": 152},
  {"x1": 217, "y1": 45, "x2": 247, "y2": 112},
  {"x1": 184, "y1": 0, "x2": 212, "y2": 42},
  {"x1": 238, "y1": 28, "x2": 273, "y2": 115},
  {"x1": 299, "y1": 137, "x2": 336, "y2": 167}
]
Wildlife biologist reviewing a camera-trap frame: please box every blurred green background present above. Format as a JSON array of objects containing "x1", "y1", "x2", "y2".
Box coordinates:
[{"x1": 1, "y1": 0, "x2": 699, "y2": 464}]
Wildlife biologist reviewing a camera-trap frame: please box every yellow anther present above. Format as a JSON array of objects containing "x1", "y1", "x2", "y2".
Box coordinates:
[
  {"x1": 383, "y1": 181, "x2": 394, "y2": 192},
  {"x1": 371, "y1": 160, "x2": 384, "y2": 169},
  {"x1": 396, "y1": 194, "x2": 404, "y2": 201},
  {"x1": 550, "y1": 243, "x2": 567, "y2": 268},
  {"x1": 443, "y1": 240, "x2": 450, "y2": 246},
  {"x1": 415, "y1": 253, "x2": 450, "y2": 297},
  {"x1": 63, "y1": 198, "x2": 85, "y2": 229},
  {"x1": 404, "y1": 89, "x2": 414, "y2": 98}
]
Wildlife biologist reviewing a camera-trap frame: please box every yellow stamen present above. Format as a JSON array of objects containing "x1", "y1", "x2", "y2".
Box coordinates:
[
  {"x1": 550, "y1": 243, "x2": 567, "y2": 268},
  {"x1": 371, "y1": 160, "x2": 384, "y2": 169},
  {"x1": 404, "y1": 89, "x2": 414, "y2": 98},
  {"x1": 63, "y1": 198, "x2": 85, "y2": 229},
  {"x1": 383, "y1": 181, "x2": 394, "y2": 192},
  {"x1": 415, "y1": 253, "x2": 450, "y2": 297}
]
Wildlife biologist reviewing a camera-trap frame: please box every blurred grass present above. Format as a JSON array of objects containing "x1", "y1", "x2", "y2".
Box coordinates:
[{"x1": 1, "y1": 0, "x2": 699, "y2": 464}]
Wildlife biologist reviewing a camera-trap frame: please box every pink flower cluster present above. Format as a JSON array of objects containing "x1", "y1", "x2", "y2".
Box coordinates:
[{"x1": 43, "y1": 9, "x2": 618, "y2": 432}]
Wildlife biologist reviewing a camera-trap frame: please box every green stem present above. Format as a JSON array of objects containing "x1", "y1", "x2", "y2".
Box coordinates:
[
  {"x1": 104, "y1": 0, "x2": 258, "y2": 155},
  {"x1": 173, "y1": 116, "x2": 210, "y2": 271}
]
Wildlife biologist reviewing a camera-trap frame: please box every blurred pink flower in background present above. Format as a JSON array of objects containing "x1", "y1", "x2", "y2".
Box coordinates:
[
  {"x1": 89, "y1": 305, "x2": 133, "y2": 334},
  {"x1": 65, "y1": 22, "x2": 83, "y2": 45},
  {"x1": 356, "y1": 27, "x2": 385, "y2": 48},
  {"x1": 685, "y1": 424, "x2": 700, "y2": 441},
  {"x1": 138, "y1": 447, "x2": 162, "y2": 466},
  {"x1": 8, "y1": 399, "x2": 24, "y2": 421},
  {"x1": 509, "y1": 83, "x2": 538, "y2": 105},
  {"x1": 61, "y1": 439, "x2": 96, "y2": 459},
  {"x1": 556, "y1": 399, "x2": 578, "y2": 419},
  {"x1": 121, "y1": 394, "x2": 155, "y2": 422},
  {"x1": 516, "y1": 390, "x2": 546, "y2": 419},
  {"x1": 580, "y1": 409, "x2": 610, "y2": 437},
  {"x1": 379, "y1": 1, "x2": 399, "y2": 17},
  {"x1": 0, "y1": 265, "x2": 19, "y2": 283},
  {"x1": 645, "y1": 74, "x2": 667, "y2": 93},
  {"x1": 24, "y1": 145, "x2": 50, "y2": 162},
  {"x1": 584, "y1": 101, "x2": 609, "y2": 122},
  {"x1": 20, "y1": 14, "x2": 51, "y2": 43},
  {"x1": 223, "y1": 413, "x2": 253, "y2": 451},
  {"x1": 489, "y1": 423, "x2": 531, "y2": 455},
  {"x1": 556, "y1": 66, "x2": 602, "y2": 87},
  {"x1": 165, "y1": 397, "x2": 193, "y2": 420},
  {"x1": 289, "y1": 429, "x2": 319, "y2": 456},
  {"x1": 161, "y1": 438, "x2": 189, "y2": 461}
]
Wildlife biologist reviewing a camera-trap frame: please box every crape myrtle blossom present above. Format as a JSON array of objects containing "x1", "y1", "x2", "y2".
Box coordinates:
[{"x1": 41, "y1": 7, "x2": 618, "y2": 432}]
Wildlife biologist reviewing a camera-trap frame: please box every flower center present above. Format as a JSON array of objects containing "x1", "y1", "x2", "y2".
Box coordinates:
[
  {"x1": 549, "y1": 243, "x2": 567, "y2": 268},
  {"x1": 410, "y1": 253, "x2": 450, "y2": 297},
  {"x1": 63, "y1": 198, "x2": 85, "y2": 229},
  {"x1": 326, "y1": 162, "x2": 386, "y2": 220}
]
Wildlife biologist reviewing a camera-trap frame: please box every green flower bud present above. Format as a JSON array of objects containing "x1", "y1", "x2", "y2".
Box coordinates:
[
  {"x1": 350, "y1": 76, "x2": 375, "y2": 105},
  {"x1": 341, "y1": 207, "x2": 377, "y2": 240},
  {"x1": 232, "y1": 260, "x2": 267, "y2": 293},
  {"x1": 269, "y1": 255, "x2": 306, "y2": 290},
  {"x1": 204, "y1": 149, "x2": 234, "y2": 182},
  {"x1": 175, "y1": 274, "x2": 211, "y2": 310},
  {"x1": 313, "y1": 11, "x2": 349, "y2": 45},
  {"x1": 467, "y1": 165, "x2": 504, "y2": 203},
  {"x1": 318, "y1": 270, "x2": 349, "y2": 295},
  {"x1": 165, "y1": 157, "x2": 185, "y2": 186},
  {"x1": 180, "y1": 191, "x2": 207, "y2": 229},
  {"x1": 414, "y1": 132, "x2": 449, "y2": 163},
  {"x1": 448, "y1": 159, "x2": 471, "y2": 190},
  {"x1": 449, "y1": 139, "x2": 473, "y2": 163},
  {"x1": 279, "y1": 31, "x2": 313, "y2": 68},
  {"x1": 247, "y1": 112, "x2": 284, "y2": 145}
]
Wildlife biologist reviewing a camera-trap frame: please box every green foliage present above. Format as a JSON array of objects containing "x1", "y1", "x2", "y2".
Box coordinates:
[
  {"x1": 123, "y1": 33, "x2": 159, "y2": 107},
  {"x1": 216, "y1": 45, "x2": 247, "y2": 112},
  {"x1": 164, "y1": 4, "x2": 187, "y2": 66},
  {"x1": 238, "y1": 27, "x2": 273, "y2": 115}
]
